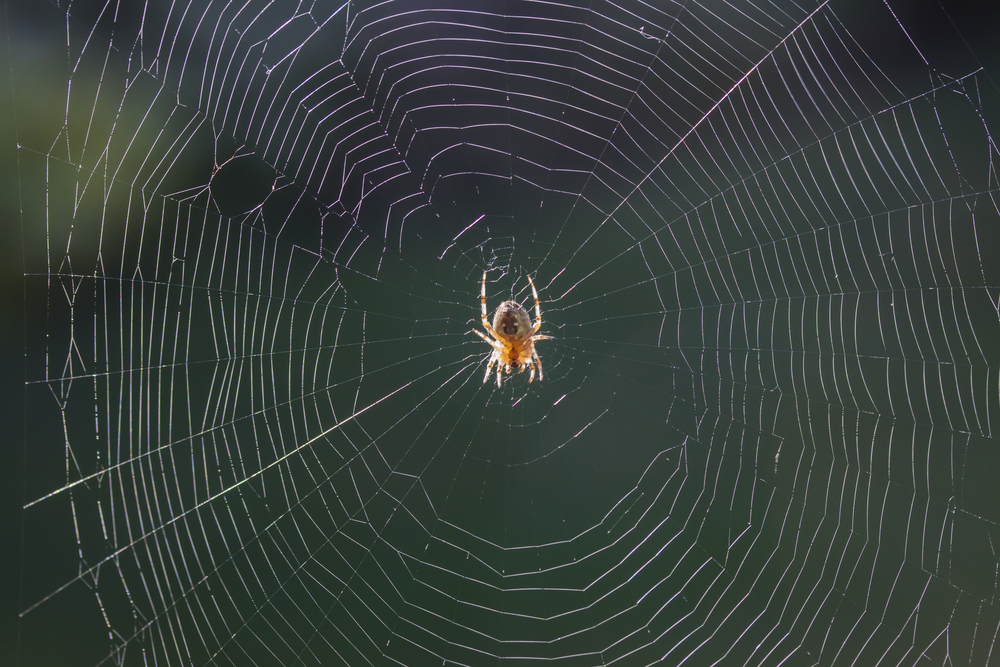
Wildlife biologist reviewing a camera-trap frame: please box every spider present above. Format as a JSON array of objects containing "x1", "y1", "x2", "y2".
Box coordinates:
[{"x1": 471, "y1": 271, "x2": 554, "y2": 387}]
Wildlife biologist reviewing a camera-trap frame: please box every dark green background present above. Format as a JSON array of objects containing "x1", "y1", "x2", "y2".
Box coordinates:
[{"x1": 4, "y1": 0, "x2": 1000, "y2": 665}]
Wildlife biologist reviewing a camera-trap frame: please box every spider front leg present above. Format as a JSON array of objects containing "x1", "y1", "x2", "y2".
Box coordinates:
[
  {"x1": 471, "y1": 328, "x2": 506, "y2": 386},
  {"x1": 531, "y1": 347, "x2": 544, "y2": 382},
  {"x1": 484, "y1": 353, "x2": 498, "y2": 385}
]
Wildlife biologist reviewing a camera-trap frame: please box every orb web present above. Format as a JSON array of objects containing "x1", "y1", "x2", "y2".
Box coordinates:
[{"x1": 13, "y1": 0, "x2": 1000, "y2": 666}]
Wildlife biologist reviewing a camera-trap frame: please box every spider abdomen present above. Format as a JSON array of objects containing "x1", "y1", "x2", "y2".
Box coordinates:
[{"x1": 493, "y1": 301, "x2": 532, "y2": 340}]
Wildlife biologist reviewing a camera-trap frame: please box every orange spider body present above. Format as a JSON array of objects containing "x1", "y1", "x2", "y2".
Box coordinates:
[{"x1": 471, "y1": 272, "x2": 553, "y2": 387}]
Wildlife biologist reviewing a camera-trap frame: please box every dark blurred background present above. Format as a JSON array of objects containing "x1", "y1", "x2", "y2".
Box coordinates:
[{"x1": 4, "y1": 0, "x2": 1000, "y2": 665}]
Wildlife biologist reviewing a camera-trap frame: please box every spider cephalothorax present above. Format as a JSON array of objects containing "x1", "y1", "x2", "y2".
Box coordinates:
[{"x1": 471, "y1": 271, "x2": 553, "y2": 387}]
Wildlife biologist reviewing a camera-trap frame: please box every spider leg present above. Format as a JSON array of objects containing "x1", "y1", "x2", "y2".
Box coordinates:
[
  {"x1": 481, "y1": 272, "x2": 501, "y2": 340},
  {"x1": 533, "y1": 348, "x2": 545, "y2": 382},
  {"x1": 472, "y1": 329, "x2": 508, "y2": 386},
  {"x1": 527, "y1": 274, "x2": 544, "y2": 336},
  {"x1": 471, "y1": 327, "x2": 505, "y2": 353},
  {"x1": 484, "y1": 353, "x2": 496, "y2": 384}
]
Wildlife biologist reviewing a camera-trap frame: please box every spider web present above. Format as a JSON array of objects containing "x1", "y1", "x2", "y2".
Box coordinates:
[{"x1": 11, "y1": 0, "x2": 1000, "y2": 665}]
